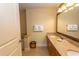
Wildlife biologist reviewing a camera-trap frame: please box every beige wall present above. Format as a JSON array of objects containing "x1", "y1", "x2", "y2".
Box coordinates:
[
  {"x1": 20, "y1": 10, "x2": 26, "y2": 36},
  {"x1": 26, "y1": 7, "x2": 57, "y2": 47},
  {"x1": 58, "y1": 6, "x2": 79, "y2": 39}
]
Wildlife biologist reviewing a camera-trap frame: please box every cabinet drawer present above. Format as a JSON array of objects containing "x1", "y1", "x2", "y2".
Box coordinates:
[{"x1": 47, "y1": 38, "x2": 60, "y2": 56}]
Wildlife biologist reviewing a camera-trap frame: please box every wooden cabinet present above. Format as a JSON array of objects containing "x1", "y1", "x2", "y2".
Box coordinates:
[{"x1": 47, "y1": 37, "x2": 60, "y2": 56}]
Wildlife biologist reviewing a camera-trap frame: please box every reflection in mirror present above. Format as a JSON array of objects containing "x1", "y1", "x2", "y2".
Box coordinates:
[{"x1": 57, "y1": 3, "x2": 79, "y2": 42}]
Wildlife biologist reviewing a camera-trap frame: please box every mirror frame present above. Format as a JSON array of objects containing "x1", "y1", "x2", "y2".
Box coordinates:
[{"x1": 56, "y1": 4, "x2": 79, "y2": 42}]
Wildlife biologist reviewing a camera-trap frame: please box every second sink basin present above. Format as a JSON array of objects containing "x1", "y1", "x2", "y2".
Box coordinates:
[{"x1": 66, "y1": 50, "x2": 79, "y2": 56}]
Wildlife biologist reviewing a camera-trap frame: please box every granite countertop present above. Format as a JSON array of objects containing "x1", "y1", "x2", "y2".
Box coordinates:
[{"x1": 47, "y1": 33, "x2": 79, "y2": 56}]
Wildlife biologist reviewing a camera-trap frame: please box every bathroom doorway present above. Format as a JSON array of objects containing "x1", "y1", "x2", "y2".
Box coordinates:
[{"x1": 19, "y1": 7, "x2": 28, "y2": 51}]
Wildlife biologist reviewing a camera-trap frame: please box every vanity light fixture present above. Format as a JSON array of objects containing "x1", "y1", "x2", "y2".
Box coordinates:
[
  {"x1": 61, "y1": 6, "x2": 67, "y2": 11},
  {"x1": 66, "y1": 3, "x2": 74, "y2": 7},
  {"x1": 57, "y1": 3, "x2": 77, "y2": 14},
  {"x1": 57, "y1": 3, "x2": 66, "y2": 13},
  {"x1": 58, "y1": 8, "x2": 63, "y2": 12},
  {"x1": 74, "y1": 3, "x2": 79, "y2": 7},
  {"x1": 68, "y1": 7, "x2": 74, "y2": 11},
  {"x1": 64, "y1": 9, "x2": 68, "y2": 12}
]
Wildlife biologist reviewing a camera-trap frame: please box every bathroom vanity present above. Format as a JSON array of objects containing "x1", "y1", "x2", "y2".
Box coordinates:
[
  {"x1": 47, "y1": 33, "x2": 79, "y2": 56},
  {"x1": 47, "y1": 36, "x2": 60, "y2": 56}
]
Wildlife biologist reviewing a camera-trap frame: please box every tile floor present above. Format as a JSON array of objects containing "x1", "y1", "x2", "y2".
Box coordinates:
[{"x1": 22, "y1": 47, "x2": 49, "y2": 56}]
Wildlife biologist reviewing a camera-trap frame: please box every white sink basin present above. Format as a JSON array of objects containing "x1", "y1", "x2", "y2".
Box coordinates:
[
  {"x1": 57, "y1": 38, "x2": 63, "y2": 42},
  {"x1": 50, "y1": 36, "x2": 56, "y2": 38},
  {"x1": 67, "y1": 50, "x2": 79, "y2": 56}
]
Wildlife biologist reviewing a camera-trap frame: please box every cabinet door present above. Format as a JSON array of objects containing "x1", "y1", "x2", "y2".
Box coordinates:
[
  {"x1": 0, "y1": 4, "x2": 22, "y2": 56},
  {"x1": 47, "y1": 38, "x2": 60, "y2": 56},
  {"x1": 47, "y1": 38, "x2": 52, "y2": 55},
  {"x1": 50, "y1": 42, "x2": 60, "y2": 56}
]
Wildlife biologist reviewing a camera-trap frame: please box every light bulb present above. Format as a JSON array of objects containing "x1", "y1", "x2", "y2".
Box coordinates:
[
  {"x1": 58, "y1": 8, "x2": 62, "y2": 12},
  {"x1": 75, "y1": 3, "x2": 79, "y2": 7},
  {"x1": 68, "y1": 7, "x2": 74, "y2": 10},
  {"x1": 66, "y1": 3, "x2": 74, "y2": 7}
]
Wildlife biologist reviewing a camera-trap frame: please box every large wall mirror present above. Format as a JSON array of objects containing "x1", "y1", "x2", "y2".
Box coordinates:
[{"x1": 57, "y1": 4, "x2": 79, "y2": 42}]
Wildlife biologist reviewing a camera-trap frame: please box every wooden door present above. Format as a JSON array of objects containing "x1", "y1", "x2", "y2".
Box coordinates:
[{"x1": 0, "y1": 3, "x2": 22, "y2": 56}]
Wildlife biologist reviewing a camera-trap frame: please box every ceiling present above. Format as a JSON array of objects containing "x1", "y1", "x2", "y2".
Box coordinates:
[{"x1": 19, "y1": 3, "x2": 60, "y2": 10}]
